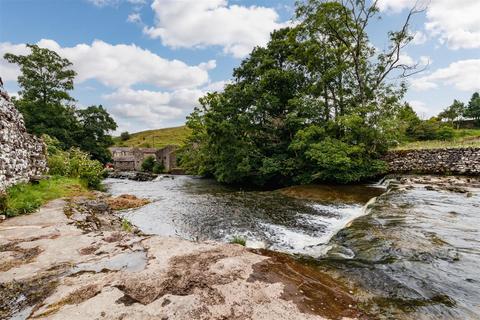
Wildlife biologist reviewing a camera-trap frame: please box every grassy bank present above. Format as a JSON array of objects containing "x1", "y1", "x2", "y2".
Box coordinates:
[
  {"x1": 394, "y1": 129, "x2": 480, "y2": 150},
  {"x1": 113, "y1": 125, "x2": 191, "y2": 149},
  {"x1": 2, "y1": 177, "x2": 90, "y2": 217}
]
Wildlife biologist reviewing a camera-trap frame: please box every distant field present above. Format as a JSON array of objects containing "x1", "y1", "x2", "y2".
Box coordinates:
[
  {"x1": 394, "y1": 129, "x2": 480, "y2": 150},
  {"x1": 113, "y1": 125, "x2": 192, "y2": 148}
]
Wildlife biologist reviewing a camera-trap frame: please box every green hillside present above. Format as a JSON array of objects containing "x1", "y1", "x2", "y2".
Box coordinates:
[{"x1": 113, "y1": 125, "x2": 192, "y2": 149}]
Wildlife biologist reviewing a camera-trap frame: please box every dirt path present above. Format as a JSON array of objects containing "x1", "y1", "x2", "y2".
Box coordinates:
[{"x1": 0, "y1": 197, "x2": 364, "y2": 320}]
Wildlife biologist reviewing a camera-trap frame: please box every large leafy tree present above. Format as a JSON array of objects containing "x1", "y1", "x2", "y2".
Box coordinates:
[
  {"x1": 181, "y1": 0, "x2": 420, "y2": 185},
  {"x1": 4, "y1": 44, "x2": 117, "y2": 162},
  {"x1": 4, "y1": 44, "x2": 79, "y2": 147},
  {"x1": 75, "y1": 105, "x2": 118, "y2": 163}
]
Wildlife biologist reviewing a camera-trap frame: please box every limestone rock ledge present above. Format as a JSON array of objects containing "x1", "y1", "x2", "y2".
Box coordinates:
[{"x1": 0, "y1": 197, "x2": 363, "y2": 320}]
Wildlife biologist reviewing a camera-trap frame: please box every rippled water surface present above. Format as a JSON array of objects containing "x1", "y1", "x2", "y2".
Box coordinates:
[
  {"x1": 105, "y1": 176, "x2": 383, "y2": 256},
  {"x1": 105, "y1": 175, "x2": 480, "y2": 319}
]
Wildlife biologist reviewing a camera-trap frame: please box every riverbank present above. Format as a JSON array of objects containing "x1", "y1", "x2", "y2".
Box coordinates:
[{"x1": 0, "y1": 194, "x2": 364, "y2": 320}]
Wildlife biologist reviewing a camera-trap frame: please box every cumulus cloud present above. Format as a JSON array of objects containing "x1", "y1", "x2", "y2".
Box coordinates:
[
  {"x1": 0, "y1": 42, "x2": 30, "y2": 82},
  {"x1": 409, "y1": 100, "x2": 431, "y2": 117},
  {"x1": 0, "y1": 39, "x2": 220, "y2": 132},
  {"x1": 103, "y1": 87, "x2": 204, "y2": 130},
  {"x1": 378, "y1": 0, "x2": 480, "y2": 49},
  {"x1": 411, "y1": 59, "x2": 480, "y2": 91},
  {"x1": 411, "y1": 30, "x2": 427, "y2": 45},
  {"x1": 103, "y1": 79, "x2": 232, "y2": 131},
  {"x1": 0, "y1": 39, "x2": 213, "y2": 89},
  {"x1": 143, "y1": 0, "x2": 289, "y2": 58}
]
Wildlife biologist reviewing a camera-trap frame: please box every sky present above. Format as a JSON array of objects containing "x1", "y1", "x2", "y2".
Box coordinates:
[{"x1": 0, "y1": 0, "x2": 479, "y2": 134}]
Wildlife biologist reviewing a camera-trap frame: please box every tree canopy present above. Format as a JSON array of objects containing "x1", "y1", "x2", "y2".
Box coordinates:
[
  {"x1": 180, "y1": 0, "x2": 421, "y2": 185},
  {"x1": 4, "y1": 45, "x2": 117, "y2": 163}
]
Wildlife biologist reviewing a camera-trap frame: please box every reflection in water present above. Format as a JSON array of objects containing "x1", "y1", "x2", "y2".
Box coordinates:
[{"x1": 105, "y1": 175, "x2": 480, "y2": 319}]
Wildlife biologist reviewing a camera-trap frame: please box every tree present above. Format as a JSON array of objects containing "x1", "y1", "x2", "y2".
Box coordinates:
[
  {"x1": 181, "y1": 0, "x2": 420, "y2": 185},
  {"x1": 4, "y1": 44, "x2": 76, "y2": 105},
  {"x1": 120, "y1": 131, "x2": 131, "y2": 141},
  {"x1": 438, "y1": 100, "x2": 465, "y2": 128},
  {"x1": 75, "y1": 105, "x2": 118, "y2": 163},
  {"x1": 4, "y1": 44, "x2": 118, "y2": 162},
  {"x1": 465, "y1": 92, "x2": 480, "y2": 120},
  {"x1": 141, "y1": 156, "x2": 156, "y2": 172},
  {"x1": 4, "y1": 44, "x2": 78, "y2": 148}
]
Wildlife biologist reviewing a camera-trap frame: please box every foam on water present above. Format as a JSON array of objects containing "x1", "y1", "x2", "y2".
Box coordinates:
[{"x1": 105, "y1": 176, "x2": 383, "y2": 257}]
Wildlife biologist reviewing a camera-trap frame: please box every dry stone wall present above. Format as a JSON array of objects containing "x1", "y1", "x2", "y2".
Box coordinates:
[
  {"x1": 0, "y1": 90, "x2": 47, "y2": 192},
  {"x1": 384, "y1": 148, "x2": 480, "y2": 175}
]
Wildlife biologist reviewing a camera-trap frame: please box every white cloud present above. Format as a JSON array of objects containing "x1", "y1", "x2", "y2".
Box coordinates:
[
  {"x1": 0, "y1": 42, "x2": 30, "y2": 82},
  {"x1": 104, "y1": 87, "x2": 204, "y2": 130},
  {"x1": 411, "y1": 59, "x2": 480, "y2": 91},
  {"x1": 378, "y1": 0, "x2": 480, "y2": 49},
  {"x1": 398, "y1": 53, "x2": 415, "y2": 66},
  {"x1": 0, "y1": 39, "x2": 213, "y2": 89},
  {"x1": 409, "y1": 100, "x2": 430, "y2": 115},
  {"x1": 411, "y1": 30, "x2": 427, "y2": 45},
  {"x1": 127, "y1": 12, "x2": 142, "y2": 24},
  {"x1": 103, "y1": 80, "x2": 231, "y2": 132},
  {"x1": 143, "y1": 0, "x2": 289, "y2": 58}
]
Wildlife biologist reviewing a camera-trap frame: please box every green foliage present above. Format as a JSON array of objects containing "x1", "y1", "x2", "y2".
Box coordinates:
[
  {"x1": 45, "y1": 135, "x2": 105, "y2": 189},
  {"x1": 180, "y1": 0, "x2": 415, "y2": 184},
  {"x1": 230, "y1": 236, "x2": 246, "y2": 246},
  {"x1": 438, "y1": 100, "x2": 465, "y2": 127},
  {"x1": 75, "y1": 105, "x2": 117, "y2": 163},
  {"x1": 4, "y1": 44, "x2": 116, "y2": 163},
  {"x1": 3, "y1": 44, "x2": 76, "y2": 106},
  {"x1": 121, "y1": 219, "x2": 133, "y2": 232},
  {"x1": 120, "y1": 131, "x2": 131, "y2": 141},
  {"x1": 435, "y1": 125, "x2": 455, "y2": 141},
  {"x1": 141, "y1": 156, "x2": 156, "y2": 172},
  {"x1": 465, "y1": 92, "x2": 480, "y2": 120},
  {"x1": 152, "y1": 162, "x2": 165, "y2": 174},
  {"x1": 394, "y1": 129, "x2": 480, "y2": 150},
  {"x1": 2, "y1": 177, "x2": 88, "y2": 217},
  {"x1": 407, "y1": 119, "x2": 455, "y2": 141}
]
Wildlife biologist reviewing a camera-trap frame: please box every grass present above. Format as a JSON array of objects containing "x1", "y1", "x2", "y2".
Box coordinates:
[
  {"x1": 230, "y1": 236, "x2": 246, "y2": 246},
  {"x1": 2, "y1": 177, "x2": 89, "y2": 217},
  {"x1": 113, "y1": 125, "x2": 192, "y2": 149},
  {"x1": 393, "y1": 129, "x2": 480, "y2": 150},
  {"x1": 121, "y1": 218, "x2": 133, "y2": 232}
]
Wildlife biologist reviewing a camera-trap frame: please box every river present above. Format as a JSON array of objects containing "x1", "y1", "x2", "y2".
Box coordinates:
[{"x1": 105, "y1": 175, "x2": 480, "y2": 319}]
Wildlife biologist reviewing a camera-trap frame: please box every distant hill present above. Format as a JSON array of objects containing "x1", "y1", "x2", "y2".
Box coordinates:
[{"x1": 113, "y1": 125, "x2": 192, "y2": 149}]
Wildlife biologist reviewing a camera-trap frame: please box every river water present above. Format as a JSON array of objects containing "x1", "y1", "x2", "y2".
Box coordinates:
[{"x1": 105, "y1": 175, "x2": 480, "y2": 319}]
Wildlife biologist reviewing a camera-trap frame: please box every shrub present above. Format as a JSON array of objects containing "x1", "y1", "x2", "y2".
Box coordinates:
[
  {"x1": 45, "y1": 135, "x2": 105, "y2": 189},
  {"x1": 141, "y1": 156, "x2": 156, "y2": 172},
  {"x1": 121, "y1": 218, "x2": 133, "y2": 232},
  {"x1": 0, "y1": 192, "x2": 7, "y2": 213},
  {"x1": 230, "y1": 236, "x2": 246, "y2": 246},
  {"x1": 152, "y1": 162, "x2": 165, "y2": 174},
  {"x1": 120, "y1": 131, "x2": 131, "y2": 141},
  {"x1": 435, "y1": 125, "x2": 455, "y2": 140}
]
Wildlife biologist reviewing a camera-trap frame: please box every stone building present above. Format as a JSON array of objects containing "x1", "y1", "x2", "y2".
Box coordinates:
[
  {"x1": 109, "y1": 146, "x2": 177, "y2": 172},
  {"x1": 0, "y1": 87, "x2": 47, "y2": 192}
]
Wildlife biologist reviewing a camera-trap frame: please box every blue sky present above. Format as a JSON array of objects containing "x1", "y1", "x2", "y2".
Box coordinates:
[{"x1": 1, "y1": 0, "x2": 479, "y2": 133}]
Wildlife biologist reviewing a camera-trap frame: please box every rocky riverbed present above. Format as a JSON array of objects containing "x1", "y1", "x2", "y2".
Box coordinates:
[{"x1": 0, "y1": 194, "x2": 364, "y2": 320}]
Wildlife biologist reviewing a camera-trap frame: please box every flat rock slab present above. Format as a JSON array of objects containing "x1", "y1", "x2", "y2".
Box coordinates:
[{"x1": 0, "y1": 198, "x2": 363, "y2": 320}]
